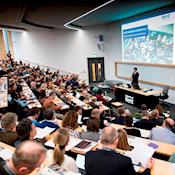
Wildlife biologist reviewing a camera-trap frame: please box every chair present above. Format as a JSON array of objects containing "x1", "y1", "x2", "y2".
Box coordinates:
[
  {"x1": 169, "y1": 152, "x2": 175, "y2": 163},
  {"x1": 132, "y1": 112, "x2": 142, "y2": 120},
  {"x1": 159, "y1": 86, "x2": 169, "y2": 101}
]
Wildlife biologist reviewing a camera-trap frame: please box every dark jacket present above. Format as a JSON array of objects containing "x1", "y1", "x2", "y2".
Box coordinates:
[
  {"x1": 0, "y1": 158, "x2": 12, "y2": 175},
  {"x1": 85, "y1": 149, "x2": 150, "y2": 175},
  {"x1": 0, "y1": 130, "x2": 18, "y2": 146},
  {"x1": 134, "y1": 119, "x2": 156, "y2": 130}
]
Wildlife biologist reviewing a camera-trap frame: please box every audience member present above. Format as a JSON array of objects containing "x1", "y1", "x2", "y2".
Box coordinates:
[
  {"x1": 43, "y1": 92, "x2": 61, "y2": 111},
  {"x1": 134, "y1": 112, "x2": 156, "y2": 130},
  {"x1": 15, "y1": 118, "x2": 36, "y2": 146},
  {"x1": 40, "y1": 108, "x2": 59, "y2": 129},
  {"x1": 47, "y1": 128, "x2": 79, "y2": 173},
  {"x1": 117, "y1": 128, "x2": 133, "y2": 151},
  {"x1": 150, "y1": 109, "x2": 164, "y2": 126},
  {"x1": 155, "y1": 104, "x2": 165, "y2": 117},
  {"x1": 85, "y1": 127, "x2": 154, "y2": 175},
  {"x1": 150, "y1": 118, "x2": 175, "y2": 145},
  {"x1": 114, "y1": 107, "x2": 126, "y2": 125},
  {"x1": 124, "y1": 115, "x2": 141, "y2": 137},
  {"x1": 0, "y1": 113, "x2": 18, "y2": 146},
  {"x1": 0, "y1": 140, "x2": 46, "y2": 175},
  {"x1": 28, "y1": 107, "x2": 41, "y2": 127},
  {"x1": 80, "y1": 117, "x2": 100, "y2": 142},
  {"x1": 62, "y1": 110, "x2": 80, "y2": 138}
]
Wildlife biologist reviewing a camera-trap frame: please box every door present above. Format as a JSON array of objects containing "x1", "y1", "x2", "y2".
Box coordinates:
[{"x1": 87, "y1": 57, "x2": 105, "y2": 83}]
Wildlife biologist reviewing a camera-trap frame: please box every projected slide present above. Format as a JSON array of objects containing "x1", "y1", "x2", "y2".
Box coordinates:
[{"x1": 122, "y1": 12, "x2": 174, "y2": 64}]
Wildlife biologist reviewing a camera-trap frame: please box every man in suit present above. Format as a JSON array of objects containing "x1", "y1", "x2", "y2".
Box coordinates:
[
  {"x1": 131, "y1": 67, "x2": 140, "y2": 89},
  {"x1": 85, "y1": 127, "x2": 154, "y2": 175}
]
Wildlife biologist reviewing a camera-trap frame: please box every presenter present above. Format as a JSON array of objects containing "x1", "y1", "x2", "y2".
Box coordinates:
[{"x1": 131, "y1": 67, "x2": 140, "y2": 89}]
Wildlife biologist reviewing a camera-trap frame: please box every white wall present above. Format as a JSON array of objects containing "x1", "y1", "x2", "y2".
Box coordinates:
[
  {"x1": 12, "y1": 18, "x2": 175, "y2": 104},
  {"x1": 12, "y1": 26, "x2": 108, "y2": 83}
]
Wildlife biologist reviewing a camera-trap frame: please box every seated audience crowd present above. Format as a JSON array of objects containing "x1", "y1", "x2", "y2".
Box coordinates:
[{"x1": 0, "y1": 59, "x2": 174, "y2": 174}]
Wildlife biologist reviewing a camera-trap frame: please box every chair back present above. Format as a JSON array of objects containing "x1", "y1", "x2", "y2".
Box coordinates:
[{"x1": 162, "y1": 86, "x2": 169, "y2": 95}]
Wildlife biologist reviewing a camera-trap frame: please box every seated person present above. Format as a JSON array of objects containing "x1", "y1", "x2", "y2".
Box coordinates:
[
  {"x1": 0, "y1": 112, "x2": 18, "y2": 146},
  {"x1": 117, "y1": 129, "x2": 133, "y2": 151},
  {"x1": 28, "y1": 107, "x2": 42, "y2": 127},
  {"x1": 150, "y1": 109, "x2": 164, "y2": 126},
  {"x1": 30, "y1": 81, "x2": 40, "y2": 99},
  {"x1": 39, "y1": 89, "x2": 47, "y2": 105},
  {"x1": 113, "y1": 107, "x2": 126, "y2": 125},
  {"x1": 155, "y1": 104, "x2": 165, "y2": 118},
  {"x1": 47, "y1": 128, "x2": 79, "y2": 173},
  {"x1": 124, "y1": 115, "x2": 141, "y2": 137},
  {"x1": 90, "y1": 108, "x2": 105, "y2": 129},
  {"x1": 89, "y1": 96, "x2": 99, "y2": 108},
  {"x1": 43, "y1": 92, "x2": 61, "y2": 111},
  {"x1": 85, "y1": 127, "x2": 154, "y2": 175},
  {"x1": 62, "y1": 110, "x2": 81, "y2": 138},
  {"x1": 134, "y1": 112, "x2": 156, "y2": 130},
  {"x1": 140, "y1": 104, "x2": 148, "y2": 112},
  {"x1": 40, "y1": 108, "x2": 60, "y2": 129},
  {"x1": 80, "y1": 117, "x2": 100, "y2": 142},
  {"x1": 15, "y1": 118, "x2": 36, "y2": 146},
  {"x1": 95, "y1": 89, "x2": 106, "y2": 104},
  {"x1": 0, "y1": 140, "x2": 46, "y2": 175},
  {"x1": 150, "y1": 118, "x2": 175, "y2": 145}
]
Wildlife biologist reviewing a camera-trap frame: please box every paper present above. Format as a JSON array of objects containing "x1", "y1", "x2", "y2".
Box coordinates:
[
  {"x1": 139, "y1": 129, "x2": 150, "y2": 138},
  {"x1": 77, "y1": 115, "x2": 83, "y2": 124},
  {"x1": 125, "y1": 143, "x2": 155, "y2": 168},
  {"x1": 35, "y1": 127, "x2": 55, "y2": 139},
  {"x1": 45, "y1": 137, "x2": 81, "y2": 151},
  {"x1": 76, "y1": 154, "x2": 85, "y2": 170},
  {"x1": 44, "y1": 140, "x2": 55, "y2": 148},
  {"x1": 133, "y1": 165, "x2": 140, "y2": 172},
  {"x1": 0, "y1": 149, "x2": 13, "y2": 160}
]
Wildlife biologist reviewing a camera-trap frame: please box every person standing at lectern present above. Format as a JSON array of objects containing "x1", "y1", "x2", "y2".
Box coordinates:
[{"x1": 131, "y1": 67, "x2": 140, "y2": 89}]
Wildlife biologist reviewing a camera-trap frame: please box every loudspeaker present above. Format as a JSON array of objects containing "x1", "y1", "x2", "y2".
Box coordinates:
[
  {"x1": 99, "y1": 35, "x2": 103, "y2": 42},
  {"x1": 97, "y1": 34, "x2": 104, "y2": 50}
]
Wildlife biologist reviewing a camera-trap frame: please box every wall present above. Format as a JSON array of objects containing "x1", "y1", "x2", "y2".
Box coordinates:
[
  {"x1": 12, "y1": 8, "x2": 175, "y2": 104},
  {"x1": 12, "y1": 26, "x2": 108, "y2": 83},
  {"x1": 104, "y1": 16, "x2": 175, "y2": 104}
]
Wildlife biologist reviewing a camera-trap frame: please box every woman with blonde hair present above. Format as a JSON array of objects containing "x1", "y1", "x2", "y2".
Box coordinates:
[
  {"x1": 117, "y1": 129, "x2": 133, "y2": 151},
  {"x1": 47, "y1": 128, "x2": 79, "y2": 173}
]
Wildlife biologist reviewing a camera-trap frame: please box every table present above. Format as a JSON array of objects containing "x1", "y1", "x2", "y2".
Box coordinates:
[
  {"x1": 111, "y1": 123, "x2": 175, "y2": 157},
  {"x1": 115, "y1": 85, "x2": 160, "y2": 108},
  {"x1": 0, "y1": 77, "x2": 8, "y2": 108},
  {"x1": 20, "y1": 80, "x2": 42, "y2": 109}
]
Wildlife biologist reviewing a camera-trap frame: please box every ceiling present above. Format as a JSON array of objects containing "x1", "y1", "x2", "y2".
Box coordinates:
[{"x1": 0, "y1": 0, "x2": 175, "y2": 30}]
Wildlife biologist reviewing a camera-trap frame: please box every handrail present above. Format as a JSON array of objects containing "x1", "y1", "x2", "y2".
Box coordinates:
[{"x1": 17, "y1": 58, "x2": 74, "y2": 75}]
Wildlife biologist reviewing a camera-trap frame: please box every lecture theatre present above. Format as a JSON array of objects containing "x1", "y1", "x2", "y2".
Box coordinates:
[{"x1": 0, "y1": 0, "x2": 175, "y2": 175}]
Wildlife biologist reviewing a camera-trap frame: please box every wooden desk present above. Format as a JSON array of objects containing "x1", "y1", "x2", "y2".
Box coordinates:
[
  {"x1": 111, "y1": 123, "x2": 175, "y2": 157},
  {"x1": 114, "y1": 147, "x2": 175, "y2": 175},
  {"x1": 115, "y1": 85, "x2": 160, "y2": 108},
  {"x1": 20, "y1": 81, "x2": 42, "y2": 109},
  {"x1": 0, "y1": 77, "x2": 8, "y2": 108},
  {"x1": 53, "y1": 96, "x2": 70, "y2": 110}
]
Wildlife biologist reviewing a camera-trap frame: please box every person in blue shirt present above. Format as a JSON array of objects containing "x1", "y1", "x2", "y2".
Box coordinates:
[
  {"x1": 28, "y1": 107, "x2": 42, "y2": 127},
  {"x1": 150, "y1": 118, "x2": 175, "y2": 145},
  {"x1": 40, "y1": 108, "x2": 59, "y2": 130}
]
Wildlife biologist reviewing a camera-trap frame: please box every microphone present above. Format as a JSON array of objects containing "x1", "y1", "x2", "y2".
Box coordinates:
[{"x1": 144, "y1": 88, "x2": 153, "y2": 93}]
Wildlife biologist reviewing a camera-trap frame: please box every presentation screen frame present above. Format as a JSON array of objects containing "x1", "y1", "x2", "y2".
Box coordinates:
[{"x1": 121, "y1": 11, "x2": 175, "y2": 64}]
